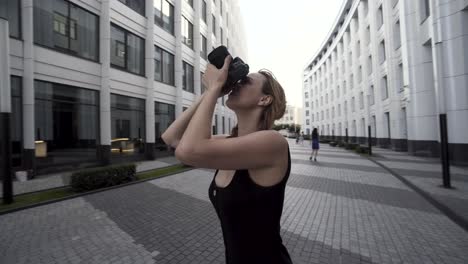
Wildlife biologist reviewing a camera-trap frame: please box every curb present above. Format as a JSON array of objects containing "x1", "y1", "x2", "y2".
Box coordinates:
[
  {"x1": 8, "y1": 163, "x2": 184, "y2": 197},
  {"x1": 366, "y1": 156, "x2": 468, "y2": 233},
  {"x1": 0, "y1": 165, "x2": 194, "y2": 216}
]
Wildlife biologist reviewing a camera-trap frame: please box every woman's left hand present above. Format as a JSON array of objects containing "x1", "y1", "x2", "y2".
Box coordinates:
[{"x1": 202, "y1": 55, "x2": 232, "y2": 98}]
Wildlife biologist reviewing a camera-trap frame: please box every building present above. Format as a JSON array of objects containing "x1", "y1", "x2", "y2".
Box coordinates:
[
  {"x1": 275, "y1": 104, "x2": 303, "y2": 129},
  {"x1": 302, "y1": 0, "x2": 468, "y2": 165},
  {"x1": 0, "y1": 0, "x2": 247, "y2": 175}
]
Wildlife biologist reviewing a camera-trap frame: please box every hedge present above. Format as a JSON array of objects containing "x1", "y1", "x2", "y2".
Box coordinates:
[{"x1": 71, "y1": 164, "x2": 137, "y2": 192}]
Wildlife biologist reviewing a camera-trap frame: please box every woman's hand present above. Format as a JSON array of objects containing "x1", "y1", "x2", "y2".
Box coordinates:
[{"x1": 202, "y1": 55, "x2": 232, "y2": 98}]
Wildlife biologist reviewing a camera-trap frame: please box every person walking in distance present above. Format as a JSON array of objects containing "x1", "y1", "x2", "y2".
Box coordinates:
[
  {"x1": 310, "y1": 128, "x2": 320, "y2": 161},
  {"x1": 161, "y1": 55, "x2": 293, "y2": 264},
  {"x1": 299, "y1": 132, "x2": 304, "y2": 146}
]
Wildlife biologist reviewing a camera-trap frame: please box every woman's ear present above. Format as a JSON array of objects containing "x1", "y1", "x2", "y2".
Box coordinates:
[{"x1": 260, "y1": 95, "x2": 273, "y2": 106}]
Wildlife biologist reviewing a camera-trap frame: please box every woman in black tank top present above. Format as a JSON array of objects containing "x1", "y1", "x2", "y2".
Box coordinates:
[
  {"x1": 209, "y1": 141, "x2": 293, "y2": 264},
  {"x1": 172, "y1": 55, "x2": 292, "y2": 263}
]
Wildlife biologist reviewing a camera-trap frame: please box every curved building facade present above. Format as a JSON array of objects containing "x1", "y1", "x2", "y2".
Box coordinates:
[
  {"x1": 0, "y1": 0, "x2": 247, "y2": 175},
  {"x1": 302, "y1": 0, "x2": 468, "y2": 165}
]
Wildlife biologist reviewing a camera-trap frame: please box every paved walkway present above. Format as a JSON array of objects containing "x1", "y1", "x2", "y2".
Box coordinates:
[
  {"x1": 0, "y1": 156, "x2": 180, "y2": 196},
  {"x1": 370, "y1": 147, "x2": 468, "y2": 229},
  {"x1": 0, "y1": 139, "x2": 467, "y2": 264}
]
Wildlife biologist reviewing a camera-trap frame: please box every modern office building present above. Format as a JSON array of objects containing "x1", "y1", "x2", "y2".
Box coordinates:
[
  {"x1": 302, "y1": 0, "x2": 468, "y2": 165},
  {"x1": 0, "y1": 0, "x2": 247, "y2": 175},
  {"x1": 275, "y1": 105, "x2": 303, "y2": 128}
]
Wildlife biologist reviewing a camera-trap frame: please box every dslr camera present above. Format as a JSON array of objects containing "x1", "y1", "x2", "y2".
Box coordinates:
[{"x1": 207, "y1": 45, "x2": 249, "y2": 94}]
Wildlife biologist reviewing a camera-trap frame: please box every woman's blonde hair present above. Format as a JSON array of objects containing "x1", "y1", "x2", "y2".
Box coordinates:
[{"x1": 229, "y1": 69, "x2": 287, "y2": 137}]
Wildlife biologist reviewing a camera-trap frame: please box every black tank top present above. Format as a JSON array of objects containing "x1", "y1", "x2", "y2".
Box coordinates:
[{"x1": 208, "y1": 144, "x2": 293, "y2": 264}]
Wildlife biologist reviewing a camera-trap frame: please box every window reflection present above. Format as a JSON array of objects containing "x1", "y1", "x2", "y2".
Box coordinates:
[
  {"x1": 34, "y1": 80, "x2": 99, "y2": 167},
  {"x1": 111, "y1": 94, "x2": 146, "y2": 156}
]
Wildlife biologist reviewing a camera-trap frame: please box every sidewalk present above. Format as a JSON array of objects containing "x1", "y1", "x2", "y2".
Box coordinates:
[
  {"x1": 369, "y1": 147, "x2": 468, "y2": 230},
  {"x1": 0, "y1": 138, "x2": 467, "y2": 263},
  {"x1": 0, "y1": 156, "x2": 181, "y2": 196}
]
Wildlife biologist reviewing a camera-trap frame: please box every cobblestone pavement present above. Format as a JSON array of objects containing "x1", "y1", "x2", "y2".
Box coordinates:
[
  {"x1": 1, "y1": 139, "x2": 468, "y2": 264},
  {"x1": 0, "y1": 156, "x2": 180, "y2": 196}
]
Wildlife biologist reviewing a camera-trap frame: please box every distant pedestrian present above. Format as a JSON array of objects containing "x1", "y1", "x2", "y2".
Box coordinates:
[
  {"x1": 295, "y1": 132, "x2": 299, "y2": 144},
  {"x1": 310, "y1": 128, "x2": 320, "y2": 161},
  {"x1": 299, "y1": 132, "x2": 304, "y2": 146}
]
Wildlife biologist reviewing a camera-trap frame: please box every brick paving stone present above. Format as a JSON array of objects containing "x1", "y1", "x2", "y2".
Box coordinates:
[{"x1": 0, "y1": 139, "x2": 467, "y2": 263}]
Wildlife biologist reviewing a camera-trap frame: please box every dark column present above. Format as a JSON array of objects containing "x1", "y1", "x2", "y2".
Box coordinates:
[
  {"x1": 439, "y1": 114, "x2": 451, "y2": 188},
  {"x1": 345, "y1": 128, "x2": 349, "y2": 143},
  {"x1": 368, "y1": 125, "x2": 372, "y2": 156},
  {"x1": 1, "y1": 113, "x2": 13, "y2": 204},
  {"x1": 98, "y1": 145, "x2": 111, "y2": 166},
  {"x1": 22, "y1": 149, "x2": 35, "y2": 178},
  {"x1": 145, "y1": 143, "x2": 155, "y2": 160}
]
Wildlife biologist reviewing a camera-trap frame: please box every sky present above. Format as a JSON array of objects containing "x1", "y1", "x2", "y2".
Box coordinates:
[{"x1": 238, "y1": 0, "x2": 344, "y2": 108}]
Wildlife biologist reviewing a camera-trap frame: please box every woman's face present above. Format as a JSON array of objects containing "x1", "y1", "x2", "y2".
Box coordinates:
[{"x1": 226, "y1": 72, "x2": 267, "y2": 108}]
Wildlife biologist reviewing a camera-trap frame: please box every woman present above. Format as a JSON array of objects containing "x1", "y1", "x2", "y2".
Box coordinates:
[
  {"x1": 310, "y1": 128, "x2": 320, "y2": 162},
  {"x1": 162, "y1": 56, "x2": 292, "y2": 264}
]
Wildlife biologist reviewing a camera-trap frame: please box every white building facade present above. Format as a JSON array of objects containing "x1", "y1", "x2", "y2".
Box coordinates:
[
  {"x1": 275, "y1": 105, "x2": 303, "y2": 128},
  {"x1": 302, "y1": 0, "x2": 468, "y2": 165},
  {"x1": 0, "y1": 0, "x2": 247, "y2": 175}
]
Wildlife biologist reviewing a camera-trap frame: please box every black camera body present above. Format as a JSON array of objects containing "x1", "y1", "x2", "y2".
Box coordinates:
[{"x1": 207, "y1": 45, "x2": 249, "y2": 93}]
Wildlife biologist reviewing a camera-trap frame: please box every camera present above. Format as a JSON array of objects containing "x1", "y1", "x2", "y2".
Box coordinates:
[{"x1": 207, "y1": 45, "x2": 250, "y2": 94}]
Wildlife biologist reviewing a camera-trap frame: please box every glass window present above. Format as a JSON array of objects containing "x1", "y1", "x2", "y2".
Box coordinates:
[
  {"x1": 154, "y1": 0, "x2": 174, "y2": 35},
  {"x1": 222, "y1": 116, "x2": 225, "y2": 134},
  {"x1": 0, "y1": 0, "x2": 21, "y2": 38},
  {"x1": 184, "y1": 0, "x2": 193, "y2": 8},
  {"x1": 369, "y1": 85, "x2": 375, "y2": 105},
  {"x1": 11, "y1": 76, "x2": 22, "y2": 167},
  {"x1": 154, "y1": 45, "x2": 175, "y2": 85},
  {"x1": 111, "y1": 94, "x2": 146, "y2": 155},
  {"x1": 379, "y1": 40, "x2": 386, "y2": 64},
  {"x1": 111, "y1": 24, "x2": 145, "y2": 75},
  {"x1": 368, "y1": 56, "x2": 373, "y2": 75},
  {"x1": 183, "y1": 61, "x2": 194, "y2": 93},
  {"x1": 200, "y1": 34, "x2": 207, "y2": 59},
  {"x1": 34, "y1": 80, "x2": 99, "y2": 166},
  {"x1": 220, "y1": 0, "x2": 223, "y2": 15},
  {"x1": 155, "y1": 101, "x2": 175, "y2": 150},
  {"x1": 33, "y1": 0, "x2": 99, "y2": 61},
  {"x1": 201, "y1": 72, "x2": 207, "y2": 93},
  {"x1": 202, "y1": 1, "x2": 207, "y2": 23},
  {"x1": 212, "y1": 15, "x2": 216, "y2": 36},
  {"x1": 377, "y1": 5, "x2": 384, "y2": 29},
  {"x1": 118, "y1": 0, "x2": 145, "y2": 16},
  {"x1": 421, "y1": 0, "x2": 430, "y2": 22},
  {"x1": 397, "y1": 63, "x2": 404, "y2": 92},
  {"x1": 182, "y1": 16, "x2": 193, "y2": 49},
  {"x1": 213, "y1": 114, "x2": 218, "y2": 135},
  {"x1": 220, "y1": 27, "x2": 223, "y2": 45},
  {"x1": 381, "y1": 76, "x2": 388, "y2": 100},
  {"x1": 394, "y1": 20, "x2": 401, "y2": 49},
  {"x1": 127, "y1": 33, "x2": 145, "y2": 75},
  {"x1": 360, "y1": 92, "x2": 364, "y2": 109}
]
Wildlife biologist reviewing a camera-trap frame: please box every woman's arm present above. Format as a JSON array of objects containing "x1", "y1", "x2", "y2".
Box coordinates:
[{"x1": 161, "y1": 93, "x2": 206, "y2": 149}]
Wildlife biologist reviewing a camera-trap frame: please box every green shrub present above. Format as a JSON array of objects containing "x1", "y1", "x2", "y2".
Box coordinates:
[
  {"x1": 345, "y1": 143, "x2": 358, "y2": 150},
  {"x1": 71, "y1": 164, "x2": 137, "y2": 192},
  {"x1": 355, "y1": 145, "x2": 370, "y2": 154}
]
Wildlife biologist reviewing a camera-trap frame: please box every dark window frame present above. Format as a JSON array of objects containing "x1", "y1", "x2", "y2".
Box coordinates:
[
  {"x1": 110, "y1": 23, "x2": 146, "y2": 77},
  {"x1": 117, "y1": 0, "x2": 146, "y2": 17},
  {"x1": 154, "y1": 0, "x2": 174, "y2": 35},
  {"x1": 33, "y1": 0, "x2": 100, "y2": 63},
  {"x1": 154, "y1": 45, "x2": 175, "y2": 86}
]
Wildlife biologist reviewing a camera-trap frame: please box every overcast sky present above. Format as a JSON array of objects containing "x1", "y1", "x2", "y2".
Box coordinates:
[{"x1": 238, "y1": 0, "x2": 344, "y2": 108}]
